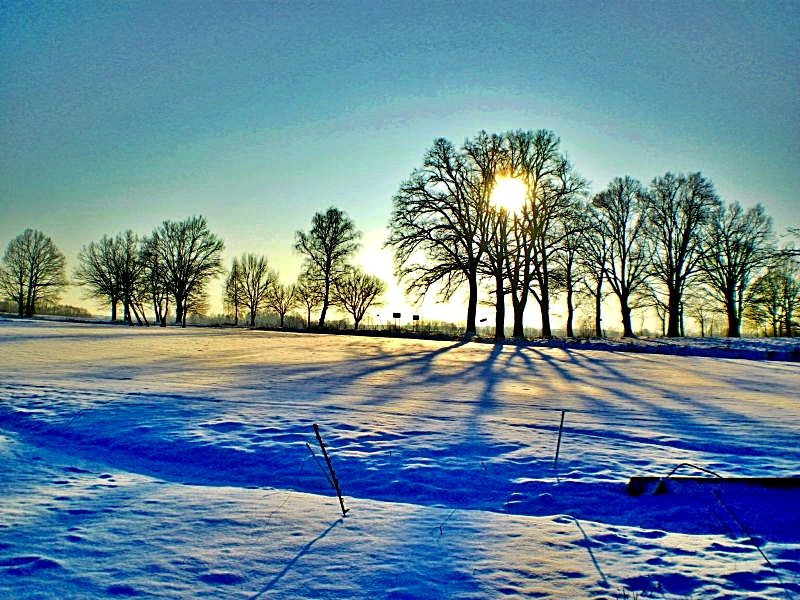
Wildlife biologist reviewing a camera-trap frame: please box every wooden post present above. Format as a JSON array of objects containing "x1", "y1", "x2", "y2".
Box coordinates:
[
  {"x1": 313, "y1": 424, "x2": 349, "y2": 517},
  {"x1": 553, "y1": 410, "x2": 566, "y2": 469}
]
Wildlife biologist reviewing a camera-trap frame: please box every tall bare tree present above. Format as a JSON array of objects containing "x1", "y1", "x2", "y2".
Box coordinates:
[
  {"x1": 500, "y1": 130, "x2": 564, "y2": 338},
  {"x1": 645, "y1": 172, "x2": 720, "y2": 337},
  {"x1": 387, "y1": 138, "x2": 487, "y2": 337},
  {"x1": 0, "y1": 229, "x2": 66, "y2": 317},
  {"x1": 332, "y1": 268, "x2": 386, "y2": 330},
  {"x1": 592, "y1": 177, "x2": 652, "y2": 337},
  {"x1": 295, "y1": 207, "x2": 361, "y2": 328},
  {"x1": 465, "y1": 132, "x2": 507, "y2": 339},
  {"x1": 152, "y1": 216, "x2": 224, "y2": 327},
  {"x1": 528, "y1": 158, "x2": 587, "y2": 337},
  {"x1": 699, "y1": 202, "x2": 773, "y2": 337},
  {"x1": 237, "y1": 253, "x2": 277, "y2": 327}
]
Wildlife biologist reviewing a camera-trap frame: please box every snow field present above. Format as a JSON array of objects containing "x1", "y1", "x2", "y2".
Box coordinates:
[{"x1": 1, "y1": 319, "x2": 799, "y2": 598}]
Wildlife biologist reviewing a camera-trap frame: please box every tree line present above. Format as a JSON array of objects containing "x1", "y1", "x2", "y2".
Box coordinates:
[
  {"x1": 385, "y1": 129, "x2": 799, "y2": 339},
  {"x1": 2, "y1": 128, "x2": 798, "y2": 338},
  {"x1": 0, "y1": 208, "x2": 386, "y2": 330}
]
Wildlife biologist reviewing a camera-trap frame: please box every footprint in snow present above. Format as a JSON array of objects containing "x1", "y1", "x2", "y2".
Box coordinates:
[
  {"x1": 106, "y1": 584, "x2": 140, "y2": 596},
  {"x1": 199, "y1": 572, "x2": 244, "y2": 585},
  {"x1": 202, "y1": 421, "x2": 244, "y2": 433}
]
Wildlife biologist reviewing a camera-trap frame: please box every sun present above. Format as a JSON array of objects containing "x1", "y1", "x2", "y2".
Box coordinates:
[{"x1": 489, "y1": 176, "x2": 528, "y2": 214}]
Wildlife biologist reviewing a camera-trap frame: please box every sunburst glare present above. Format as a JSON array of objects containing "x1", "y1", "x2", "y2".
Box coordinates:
[{"x1": 489, "y1": 176, "x2": 528, "y2": 214}]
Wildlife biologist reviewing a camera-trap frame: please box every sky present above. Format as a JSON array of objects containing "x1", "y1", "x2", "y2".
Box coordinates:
[{"x1": 1, "y1": 0, "x2": 799, "y2": 326}]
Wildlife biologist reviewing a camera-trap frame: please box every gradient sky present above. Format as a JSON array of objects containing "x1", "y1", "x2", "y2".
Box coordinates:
[{"x1": 1, "y1": 1, "x2": 798, "y2": 323}]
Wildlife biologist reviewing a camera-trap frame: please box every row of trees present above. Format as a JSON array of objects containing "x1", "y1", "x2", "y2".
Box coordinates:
[
  {"x1": 223, "y1": 207, "x2": 386, "y2": 330},
  {"x1": 0, "y1": 209, "x2": 387, "y2": 330},
  {"x1": 386, "y1": 129, "x2": 798, "y2": 338}
]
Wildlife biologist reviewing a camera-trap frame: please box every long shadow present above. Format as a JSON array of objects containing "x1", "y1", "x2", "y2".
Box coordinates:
[
  {"x1": 573, "y1": 517, "x2": 610, "y2": 589},
  {"x1": 250, "y1": 518, "x2": 342, "y2": 599},
  {"x1": 519, "y1": 346, "x2": 800, "y2": 454}
]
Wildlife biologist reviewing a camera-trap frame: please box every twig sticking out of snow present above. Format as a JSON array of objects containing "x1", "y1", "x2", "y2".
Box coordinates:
[
  {"x1": 553, "y1": 410, "x2": 566, "y2": 469},
  {"x1": 312, "y1": 423, "x2": 349, "y2": 518}
]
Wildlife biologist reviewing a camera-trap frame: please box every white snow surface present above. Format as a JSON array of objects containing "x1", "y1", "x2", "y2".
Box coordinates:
[{"x1": 1, "y1": 318, "x2": 799, "y2": 599}]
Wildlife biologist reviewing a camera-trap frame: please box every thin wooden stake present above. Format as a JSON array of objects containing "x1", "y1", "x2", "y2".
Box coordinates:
[
  {"x1": 313, "y1": 423, "x2": 349, "y2": 517},
  {"x1": 553, "y1": 410, "x2": 566, "y2": 469}
]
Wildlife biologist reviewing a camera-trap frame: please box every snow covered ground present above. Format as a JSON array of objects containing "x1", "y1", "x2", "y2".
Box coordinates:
[{"x1": 1, "y1": 318, "x2": 799, "y2": 598}]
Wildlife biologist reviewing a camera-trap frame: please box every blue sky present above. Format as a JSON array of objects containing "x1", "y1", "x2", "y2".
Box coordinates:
[{"x1": 1, "y1": 0, "x2": 798, "y2": 321}]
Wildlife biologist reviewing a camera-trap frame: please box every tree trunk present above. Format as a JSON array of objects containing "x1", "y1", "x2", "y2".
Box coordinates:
[
  {"x1": 465, "y1": 273, "x2": 478, "y2": 336},
  {"x1": 666, "y1": 287, "x2": 681, "y2": 337},
  {"x1": 620, "y1": 299, "x2": 635, "y2": 337},
  {"x1": 494, "y1": 273, "x2": 505, "y2": 340},
  {"x1": 250, "y1": 311, "x2": 256, "y2": 327},
  {"x1": 174, "y1": 295, "x2": 184, "y2": 326},
  {"x1": 110, "y1": 298, "x2": 118, "y2": 321},
  {"x1": 565, "y1": 284, "x2": 574, "y2": 338},
  {"x1": 25, "y1": 277, "x2": 35, "y2": 317},
  {"x1": 319, "y1": 277, "x2": 330, "y2": 328},
  {"x1": 594, "y1": 275, "x2": 604, "y2": 338},
  {"x1": 667, "y1": 287, "x2": 681, "y2": 337},
  {"x1": 540, "y1": 296, "x2": 552, "y2": 339},
  {"x1": 725, "y1": 292, "x2": 741, "y2": 337},
  {"x1": 512, "y1": 294, "x2": 527, "y2": 339}
]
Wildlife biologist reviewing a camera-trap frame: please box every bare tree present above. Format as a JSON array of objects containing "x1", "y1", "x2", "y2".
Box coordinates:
[
  {"x1": 465, "y1": 132, "x2": 507, "y2": 339},
  {"x1": 783, "y1": 227, "x2": 800, "y2": 257},
  {"x1": 685, "y1": 289, "x2": 721, "y2": 337},
  {"x1": 522, "y1": 150, "x2": 587, "y2": 338},
  {"x1": 266, "y1": 282, "x2": 297, "y2": 328},
  {"x1": 140, "y1": 235, "x2": 171, "y2": 326},
  {"x1": 576, "y1": 204, "x2": 610, "y2": 337},
  {"x1": 152, "y1": 216, "x2": 224, "y2": 327},
  {"x1": 645, "y1": 172, "x2": 720, "y2": 337},
  {"x1": 555, "y1": 202, "x2": 589, "y2": 337},
  {"x1": 387, "y1": 138, "x2": 487, "y2": 337},
  {"x1": 0, "y1": 229, "x2": 66, "y2": 317},
  {"x1": 73, "y1": 230, "x2": 144, "y2": 324},
  {"x1": 113, "y1": 230, "x2": 146, "y2": 325},
  {"x1": 236, "y1": 253, "x2": 276, "y2": 327},
  {"x1": 295, "y1": 270, "x2": 323, "y2": 328},
  {"x1": 295, "y1": 207, "x2": 361, "y2": 328},
  {"x1": 699, "y1": 202, "x2": 773, "y2": 337},
  {"x1": 74, "y1": 235, "x2": 121, "y2": 320},
  {"x1": 499, "y1": 130, "x2": 564, "y2": 338},
  {"x1": 592, "y1": 177, "x2": 652, "y2": 337},
  {"x1": 746, "y1": 269, "x2": 783, "y2": 336},
  {"x1": 746, "y1": 256, "x2": 799, "y2": 336},
  {"x1": 332, "y1": 268, "x2": 386, "y2": 330},
  {"x1": 223, "y1": 257, "x2": 244, "y2": 326}
]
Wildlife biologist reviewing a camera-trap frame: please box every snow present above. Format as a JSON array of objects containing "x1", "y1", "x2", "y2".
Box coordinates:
[{"x1": 1, "y1": 317, "x2": 799, "y2": 598}]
